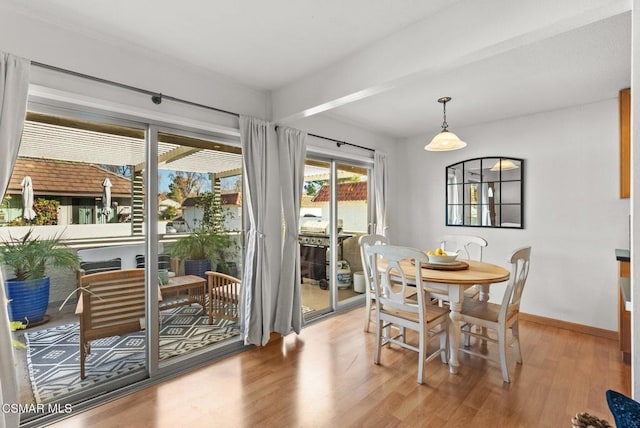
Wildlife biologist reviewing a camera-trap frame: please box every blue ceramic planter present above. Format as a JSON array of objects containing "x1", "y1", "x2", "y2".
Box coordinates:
[
  {"x1": 6, "y1": 276, "x2": 50, "y2": 324},
  {"x1": 184, "y1": 259, "x2": 211, "y2": 279}
]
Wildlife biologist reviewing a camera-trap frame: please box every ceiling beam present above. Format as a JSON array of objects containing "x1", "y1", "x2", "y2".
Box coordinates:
[{"x1": 271, "y1": 0, "x2": 630, "y2": 123}]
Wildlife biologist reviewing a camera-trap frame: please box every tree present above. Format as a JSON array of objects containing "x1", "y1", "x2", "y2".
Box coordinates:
[
  {"x1": 304, "y1": 180, "x2": 327, "y2": 196},
  {"x1": 160, "y1": 206, "x2": 177, "y2": 220},
  {"x1": 167, "y1": 171, "x2": 207, "y2": 203}
]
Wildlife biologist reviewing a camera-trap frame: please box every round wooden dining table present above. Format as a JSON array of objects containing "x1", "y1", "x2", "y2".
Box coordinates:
[{"x1": 377, "y1": 258, "x2": 510, "y2": 374}]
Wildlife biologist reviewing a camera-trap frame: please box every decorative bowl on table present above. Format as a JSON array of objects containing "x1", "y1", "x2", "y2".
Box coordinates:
[{"x1": 426, "y1": 251, "x2": 458, "y2": 264}]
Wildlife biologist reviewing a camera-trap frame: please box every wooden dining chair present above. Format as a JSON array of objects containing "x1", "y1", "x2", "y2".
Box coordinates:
[
  {"x1": 458, "y1": 246, "x2": 531, "y2": 383},
  {"x1": 427, "y1": 235, "x2": 488, "y2": 305},
  {"x1": 438, "y1": 234, "x2": 488, "y2": 262},
  {"x1": 367, "y1": 244, "x2": 449, "y2": 384},
  {"x1": 358, "y1": 234, "x2": 390, "y2": 332}
]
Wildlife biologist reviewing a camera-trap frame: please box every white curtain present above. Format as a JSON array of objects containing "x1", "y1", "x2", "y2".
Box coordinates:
[
  {"x1": 239, "y1": 116, "x2": 282, "y2": 346},
  {"x1": 0, "y1": 51, "x2": 30, "y2": 428},
  {"x1": 374, "y1": 151, "x2": 389, "y2": 236},
  {"x1": 273, "y1": 126, "x2": 306, "y2": 335}
]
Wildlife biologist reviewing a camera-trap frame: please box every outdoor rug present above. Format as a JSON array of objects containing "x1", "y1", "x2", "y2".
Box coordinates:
[{"x1": 24, "y1": 306, "x2": 240, "y2": 403}]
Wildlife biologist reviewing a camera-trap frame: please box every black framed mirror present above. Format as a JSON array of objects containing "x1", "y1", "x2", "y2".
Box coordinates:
[{"x1": 446, "y1": 157, "x2": 524, "y2": 228}]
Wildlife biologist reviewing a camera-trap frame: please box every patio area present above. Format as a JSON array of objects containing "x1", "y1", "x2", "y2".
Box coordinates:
[
  {"x1": 12, "y1": 297, "x2": 242, "y2": 405},
  {"x1": 10, "y1": 271, "x2": 360, "y2": 406}
]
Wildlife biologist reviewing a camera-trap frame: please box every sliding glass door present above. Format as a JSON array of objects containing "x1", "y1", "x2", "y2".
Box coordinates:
[
  {"x1": 335, "y1": 162, "x2": 370, "y2": 306},
  {"x1": 153, "y1": 129, "x2": 244, "y2": 367},
  {"x1": 9, "y1": 102, "x2": 246, "y2": 425},
  {"x1": 299, "y1": 160, "x2": 332, "y2": 316},
  {"x1": 300, "y1": 157, "x2": 372, "y2": 318},
  {"x1": 7, "y1": 107, "x2": 151, "y2": 415}
]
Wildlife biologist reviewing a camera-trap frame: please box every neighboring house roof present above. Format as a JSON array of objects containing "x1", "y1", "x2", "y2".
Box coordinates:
[
  {"x1": 6, "y1": 157, "x2": 132, "y2": 198},
  {"x1": 159, "y1": 198, "x2": 181, "y2": 208},
  {"x1": 182, "y1": 192, "x2": 242, "y2": 208},
  {"x1": 221, "y1": 192, "x2": 242, "y2": 206},
  {"x1": 311, "y1": 181, "x2": 368, "y2": 202}
]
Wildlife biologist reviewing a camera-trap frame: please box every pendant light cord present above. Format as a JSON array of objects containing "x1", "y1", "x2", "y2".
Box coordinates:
[{"x1": 441, "y1": 100, "x2": 449, "y2": 131}]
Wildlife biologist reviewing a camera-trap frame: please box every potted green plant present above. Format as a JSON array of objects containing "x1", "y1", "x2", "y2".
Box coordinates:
[
  {"x1": 0, "y1": 229, "x2": 81, "y2": 324},
  {"x1": 170, "y1": 228, "x2": 232, "y2": 279}
]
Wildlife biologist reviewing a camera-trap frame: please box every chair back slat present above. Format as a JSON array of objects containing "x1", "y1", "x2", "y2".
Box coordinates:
[
  {"x1": 79, "y1": 269, "x2": 146, "y2": 331},
  {"x1": 499, "y1": 246, "x2": 532, "y2": 321},
  {"x1": 367, "y1": 244, "x2": 427, "y2": 318},
  {"x1": 206, "y1": 271, "x2": 241, "y2": 321},
  {"x1": 438, "y1": 234, "x2": 487, "y2": 261},
  {"x1": 359, "y1": 234, "x2": 390, "y2": 292}
]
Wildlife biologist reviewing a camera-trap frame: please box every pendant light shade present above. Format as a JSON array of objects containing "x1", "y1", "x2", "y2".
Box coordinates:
[
  {"x1": 425, "y1": 97, "x2": 466, "y2": 152},
  {"x1": 426, "y1": 131, "x2": 466, "y2": 151},
  {"x1": 490, "y1": 159, "x2": 519, "y2": 171}
]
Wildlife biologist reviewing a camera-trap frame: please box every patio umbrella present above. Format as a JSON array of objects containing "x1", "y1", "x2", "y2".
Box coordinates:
[
  {"x1": 102, "y1": 178, "x2": 112, "y2": 216},
  {"x1": 21, "y1": 175, "x2": 36, "y2": 221}
]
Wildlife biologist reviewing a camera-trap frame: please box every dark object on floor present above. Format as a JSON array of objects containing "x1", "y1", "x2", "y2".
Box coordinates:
[
  {"x1": 606, "y1": 389, "x2": 640, "y2": 428},
  {"x1": 571, "y1": 412, "x2": 612, "y2": 428}
]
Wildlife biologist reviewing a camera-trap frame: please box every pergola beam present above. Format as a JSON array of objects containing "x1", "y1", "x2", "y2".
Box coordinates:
[{"x1": 134, "y1": 146, "x2": 202, "y2": 172}]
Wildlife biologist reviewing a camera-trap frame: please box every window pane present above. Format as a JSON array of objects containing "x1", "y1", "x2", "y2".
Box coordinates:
[{"x1": 157, "y1": 131, "x2": 244, "y2": 365}]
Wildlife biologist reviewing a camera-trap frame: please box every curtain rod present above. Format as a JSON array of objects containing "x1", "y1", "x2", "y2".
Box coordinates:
[
  {"x1": 307, "y1": 133, "x2": 374, "y2": 152},
  {"x1": 31, "y1": 61, "x2": 240, "y2": 118},
  {"x1": 32, "y1": 61, "x2": 374, "y2": 153}
]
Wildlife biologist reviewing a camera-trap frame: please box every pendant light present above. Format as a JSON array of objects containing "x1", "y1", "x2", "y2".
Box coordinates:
[
  {"x1": 490, "y1": 159, "x2": 519, "y2": 171},
  {"x1": 424, "y1": 97, "x2": 466, "y2": 152}
]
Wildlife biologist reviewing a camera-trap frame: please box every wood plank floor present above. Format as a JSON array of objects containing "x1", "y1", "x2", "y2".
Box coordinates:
[{"x1": 50, "y1": 308, "x2": 630, "y2": 427}]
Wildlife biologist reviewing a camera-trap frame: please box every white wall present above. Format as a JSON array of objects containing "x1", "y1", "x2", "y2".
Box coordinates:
[{"x1": 391, "y1": 99, "x2": 629, "y2": 331}]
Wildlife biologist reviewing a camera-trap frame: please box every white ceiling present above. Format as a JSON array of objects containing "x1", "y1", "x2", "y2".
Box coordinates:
[{"x1": 3, "y1": 0, "x2": 632, "y2": 140}]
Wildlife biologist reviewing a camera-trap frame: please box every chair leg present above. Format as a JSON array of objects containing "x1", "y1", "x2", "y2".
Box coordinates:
[
  {"x1": 497, "y1": 327, "x2": 510, "y2": 383},
  {"x1": 364, "y1": 294, "x2": 372, "y2": 332},
  {"x1": 440, "y1": 323, "x2": 448, "y2": 364},
  {"x1": 374, "y1": 318, "x2": 382, "y2": 365},
  {"x1": 480, "y1": 327, "x2": 488, "y2": 348},
  {"x1": 463, "y1": 324, "x2": 472, "y2": 347},
  {"x1": 512, "y1": 320, "x2": 523, "y2": 364},
  {"x1": 208, "y1": 290, "x2": 213, "y2": 325},
  {"x1": 417, "y1": 327, "x2": 426, "y2": 384},
  {"x1": 80, "y1": 341, "x2": 87, "y2": 380}
]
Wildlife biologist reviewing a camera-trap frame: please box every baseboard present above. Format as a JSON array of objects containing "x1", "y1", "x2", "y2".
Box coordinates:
[{"x1": 520, "y1": 312, "x2": 618, "y2": 341}]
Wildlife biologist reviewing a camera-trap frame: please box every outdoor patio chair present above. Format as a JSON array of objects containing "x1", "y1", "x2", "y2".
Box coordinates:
[
  {"x1": 76, "y1": 268, "x2": 150, "y2": 379},
  {"x1": 205, "y1": 271, "x2": 241, "y2": 324}
]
